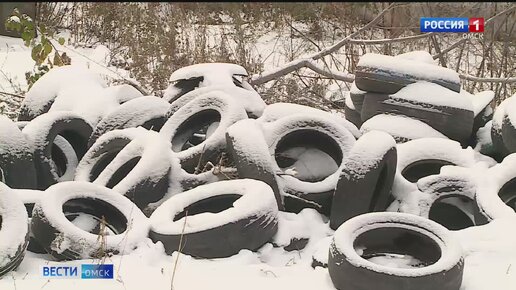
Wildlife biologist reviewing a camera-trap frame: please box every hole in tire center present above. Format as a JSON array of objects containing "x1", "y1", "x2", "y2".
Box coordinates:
[
  {"x1": 173, "y1": 194, "x2": 241, "y2": 222},
  {"x1": 58, "y1": 130, "x2": 89, "y2": 160},
  {"x1": 275, "y1": 129, "x2": 342, "y2": 182},
  {"x1": 63, "y1": 197, "x2": 127, "y2": 235},
  {"x1": 170, "y1": 77, "x2": 204, "y2": 102},
  {"x1": 171, "y1": 109, "x2": 221, "y2": 152},
  {"x1": 402, "y1": 159, "x2": 455, "y2": 183},
  {"x1": 0, "y1": 167, "x2": 4, "y2": 183},
  {"x1": 498, "y1": 177, "x2": 516, "y2": 212},
  {"x1": 105, "y1": 157, "x2": 141, "y2": 189},
  {"x1": 141, "y1": 116, "x2": 167, "y2": 132},
  {"x1": 354, "y1": 226, "x2": 442, "y2": 269},
  {"x1": 429, "y1": 195, "x2": 476, "y2": 230}
]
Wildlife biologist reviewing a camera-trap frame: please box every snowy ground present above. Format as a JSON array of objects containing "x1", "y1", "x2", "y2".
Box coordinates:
[{"x1": 1, "y1": 34, "x2": 516, "y2": 290}]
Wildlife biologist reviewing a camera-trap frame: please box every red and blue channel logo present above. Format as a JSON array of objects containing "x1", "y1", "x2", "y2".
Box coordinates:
[{"x1": 420, "y1": 18, "x2": 484, "y2": 33}]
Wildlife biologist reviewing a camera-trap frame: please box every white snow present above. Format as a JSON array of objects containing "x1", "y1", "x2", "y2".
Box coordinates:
[
  {"x1": 168, "y1": 63, "x2": 248, "y2": 83},
  {"x1": 278, "y1": 147, "x2": 338, "y2": 181},
  {"x1": 357, "y1": 53, "x2": 460, "y2": 85},
  {"x1": 474, "y1": 120, "x2": 493, "y2": 152},
  {"x1": 52, "y1": 135, "x2": 79, "y2": 182},
  {"x1": 0, "y1": 115, "x2": 34, "y2": 158},
  {"x1": 395, "y1": 50, "x2": 436, "y2": 65},
  {"x1": 360, "y1": 114, "x2": 448, "y2": 141},
  {"x1": 391, "y1": 81, "x2": 473, "y2": 111},
  {"x1": 461, "y1": 89, "x2": 494, "y2": 116},
  {"x1": 150, "y1": 179, "x2": 278, "y2": 234}
]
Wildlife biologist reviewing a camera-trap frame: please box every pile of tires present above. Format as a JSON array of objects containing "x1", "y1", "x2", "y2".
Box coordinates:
[{"x1": 0, "y1": 58, "x2": 514, "y2": 290}]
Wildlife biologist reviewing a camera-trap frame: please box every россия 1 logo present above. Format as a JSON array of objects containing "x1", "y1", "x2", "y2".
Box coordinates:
[{"x1": 420, "y1": 18, "x2": 484, "y2": 33}]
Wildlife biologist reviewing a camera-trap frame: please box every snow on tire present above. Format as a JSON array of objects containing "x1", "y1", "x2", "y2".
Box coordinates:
[
  {"x1": 349, "y1": 81, "x2": 366, "y2": 113},
  {"x1": 501, "y1": 99, "x2": 516, "y2": 154},
  {"x1": 360, "y1": 82, "x2": 474, "y2": 145},
  {"x1": 0, "y1": 182, "x2": 29, "y2": 277},
  {"x1": 344, "y1": 94, "x2": 362, "y2": 128},
  {"x1": 159, "y1": 92, "x2": 248, "y2": 176},
  {"x1": 22, "y1": 111, "x2": 93, "y2": 190},
  {"x1": 30, "y1": 181, "x2": 150, "y2": 260},
  {"x1": 75, "y1": 128, "x2": 172, "y2": 209},
  {"x1": 88, "y1": 96, "x2": 170, "y2": 147},
  {"x1": 328, "y1": 212, "x2": 464, "y2": 290},
  {"x1": 226, "y1": 119, "x2": 284, "y2": 209},
  {"x1": 354, "y1": 53, "x2": 461, "y2": 94},
  {"x1": 360, "y1": 114, "x2": 448, "y2": 144},
  {"x1": 261, "y1": 114, "x2": 356, "y2": 215},
  {"x1": 393, "y1": 138, "x2": 496, "y2": 201},
  {"x1": 476, "y1": 153, "x2": 516, "y2": 221},
  {"x1": 149, "y1": 179, "x2": 278, "y2": 258},
  {"x1": 330, "y1": 131, "x2": 397, "y2": 230},
  {"x1": 490, "y1": 97, "x2": 512, "y2": 161},
  {"x1": 0, "y1": 116, "x2": 37, "y2": 189}
]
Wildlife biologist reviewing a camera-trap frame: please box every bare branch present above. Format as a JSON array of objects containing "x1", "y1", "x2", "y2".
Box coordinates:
[
  {"x1": 459, "y1": 74, "x2": 516, "y2": 83},
  {"x1": 305, "y1": 61, "x2": 355, "y2": 82}
]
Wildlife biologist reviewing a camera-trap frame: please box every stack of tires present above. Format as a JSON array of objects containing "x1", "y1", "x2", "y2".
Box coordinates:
[{"x1": 0, "y1": 59, "x2": 513, "y2": 290}]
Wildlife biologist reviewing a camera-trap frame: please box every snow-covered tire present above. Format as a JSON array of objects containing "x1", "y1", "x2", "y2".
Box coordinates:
[
  {"x1": 360, "y1": 114, "x2": 448, "y2": 144},
  {"x1": 75, "y1": 128, "x2": 172, "y2": 208},
  {"x1": 103, "y1": 84, "x2": 144, "y2": 105},
  {"x1": 22, "y1": 112, "x2": 93, "y2": 190},
  {"x1": 344, "y1": 95, "x2": 362, "y2": 128},
  {"x1": 476, "y1": 154, "x2": 516, "y2": 221},
  {"x1": 0, "y1": 116, "x2": 37, "y2": 189},
  {"x1": 491, "y1": 98, "x2": 512, "y2": 161},
  {"x1": 349, "y1": 82, "x2": 366, "y2": 113},
  {"x1": 410, "y1": 171, "x2": 485, "y2": 230},
  {"x1": 149, "y1": 179, "x2": 279, "y2": 258},
  {"x1": 360, "y1": 83, "x2": 474, "y2": 145},
  {"x1": 159, "y1": 93, "x2": 248, "y2": 174},
  {"x1": 262, "y1": 114, "x2": 356, "y2": 215},
  {"x1": 51, "y1": 135, "x2": 80, "y2": 182},
  {"x1": 225, "y1": 119, "x2": 283, "y2": 209},
  {"x1": 502, "y1": 111, "x2": 516, "y2": 154},
  {"x1": 393, "y1": 138, "x2": 496, "y2": 199},
  {"x1": 88, "y1": 96, "x2": 170, "y2": 147},
  {"x1": 328, "y1": 212, "x2": 464, "y2": 290},
  {"x1": 0, "y1": 182, "x2": 29, "y2": 277},
  {"x1": 13, "y1": 189, "x2": 47, "y2": 253},
  {"x1": 17, "y1": 66, "x2": 106, "y2": 121},
  {"x1": 30, "y1": 181, "x2": 150, "y2": 260},
  {"x1": 354, "y1": 53, "x2": 461, "y2": 94},
  {"x1": 330, "y1": 131, "x2": 397, "y2": 229}
]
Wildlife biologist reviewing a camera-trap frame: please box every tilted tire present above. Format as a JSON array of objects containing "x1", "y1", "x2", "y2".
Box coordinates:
[
  {"x1": 344, "y1": 94, "x2": 362, "y2": 129},
  {"x1": 31, "y1": 181, "x2": 150, "y2": 260},
  {"x1": 491, "y1": 97, "x2": 512, "y2": 161},
  {"x1": 88, "y1": 96, "x2": 170, "y2": 147},
  {"x1": 261, "y1": 114, "x2": 356, "y2": 215},
  {"x1": 13, "y1": 189, "x2": 47, "y2": 253},
  {"x1": 17, "y1": 65, "x2": 106, "y2": 121},
  {"x1": 226, "y1": 119, "x2": 283, "y2": 209},
  {"x1": 330, "y1": 131, "x2": 397, "y2": 229},
  {"x1": 349, "y1": 81, "x2": 366, "y2": 113},
  {"x1": 360, "y1": 114, "x2": 448, "y2": 144},
  {"x1": 0, "y1": 182, "x2": 29, "y2": 277},
  {"x1": 360, "y1": 82, "x2": 474, "y2": 145},
  {"x1": 149, "y1": 179, "x2": 279, "y2": 258},
  {"x1": 404, "y1": 168, "x2": 487, "y2": 230},
  {"x1": 22, "y1": 111, "x2": 93, "y2": 190},
  {"x1": 476, "y1": 153, "x2": 516, "y2": 221},
  {"x1": 354, "y1": 53, "x2": 461, "y2": 94},
  {"x1": 0, "y1": 116, "x2": 37, "y2": 189},
  {"x1": 328, "y1": 212, "x2": 464, "y2": 290},
  {"x1": 502, "y1": 104, "x2": 516, "y2": 154},
  {"x1": 76, "y1": 128, "x2": 172, "y2": 209},
  {"x1": 159, "y1": 92, "x2": 248, "y2": 175}
]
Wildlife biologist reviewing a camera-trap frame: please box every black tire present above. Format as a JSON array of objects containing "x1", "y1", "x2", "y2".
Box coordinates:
[
  {"x1": 328, "y1": 212, "x2": 464, "y2": 290},
  {"x1": 159, "y1": 93, "x2": 248, "y2": 175},
  {"x1": 88, "y1": 96, "x2": 170, "y2": 147},
  {"x1": 360, "y1": 114, "x2": 448, "y2": 144},
  {"x1": 76, "y1": 128, "x2": 172, "y2": 209},
  {"x1": 350, "y1": 81, "x2": 366, "y2": 113},
  {"x1": 51, "y1": 135, "x2": 79, "y2": 182},
  {"x1": 0, "y1": 182, "x2": 30, "y2": 277},
  {"x1": 22, "y1": 111, "x2": 93, "y2": 190},
  {"x1": 502, "y1": 113, "x2": 516, "y2": 154},
  {"x1": 354, "y1": 53, "x2": 461, "y2": 94},
  {"x1": 17, "y1": 66, "x2": 105, "y2": 121},
  {"x1": 0, "y1": 116, "x2": 37, "y2": 189},
  {"x1": 491, "y1": 98, "x2": 512, "y2": 161},
  {"x1": 476, "y1": 153, "x2": 516, "y2": 221},
  {"x1": 344, "y1": 95, "x2": 362, "y2": 128},
  {"x1": 13, "y1": 189, "x2": 47, "y2": 254},
  {"x1": 360, "y1": 87, "x2": 474, "y2": 145},
  {"x1": 149, "y1": 179, "x2": 279, "y2": 258},
  {"x1": 410, "y1": 171, "x2": 486, "y2": 230},
  {"x1": 330, "y1": 131, "x2": 397, "y2": 229},
  {"x1": 31, "y1": 181, "x2": 150, "y2": 261},
  {"x1": 263, "y1": 114, "x2": 356, "y2": 215},
  {"x1": 225, "y1": 119, "x2": 284, "y2": 210},
  {"x1": 104, "y1": 84, "x2": 144, "y2": 105}
]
